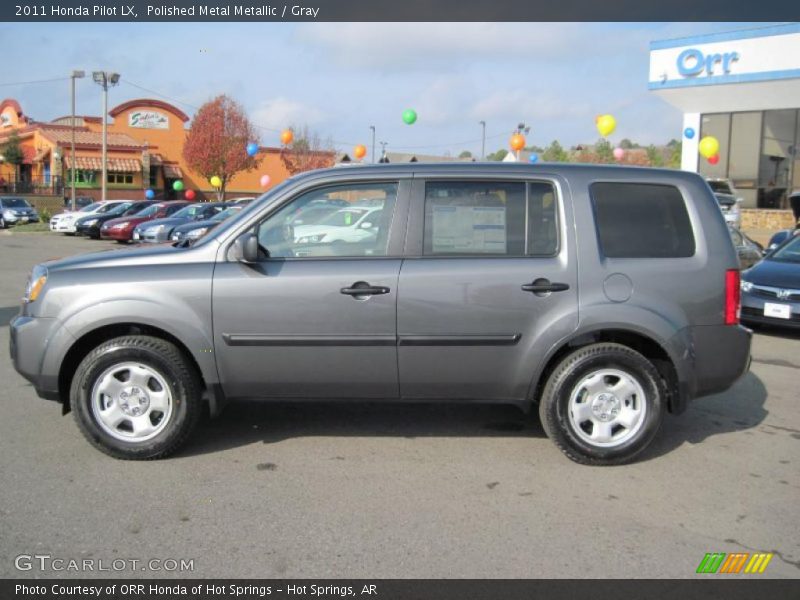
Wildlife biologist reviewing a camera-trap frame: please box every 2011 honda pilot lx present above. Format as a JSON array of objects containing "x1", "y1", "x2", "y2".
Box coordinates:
[{"x1": 10, "y1": 164, "x2": 752, "y2": 465}]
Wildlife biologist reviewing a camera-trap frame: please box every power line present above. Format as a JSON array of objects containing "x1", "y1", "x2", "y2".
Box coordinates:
[{"x1": 0, "y1": 76, "x2": 69, "y2": 88}]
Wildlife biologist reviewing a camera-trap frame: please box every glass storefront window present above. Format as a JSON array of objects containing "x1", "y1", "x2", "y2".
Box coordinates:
[{"x1": 759, "y1": 109, "x2": 797, "y2": 208}]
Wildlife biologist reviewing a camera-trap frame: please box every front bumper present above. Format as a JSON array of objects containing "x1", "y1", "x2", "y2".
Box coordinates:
[
  {"x1": 9, "y1": 314, "x2": 65, "y2": 401},
  {"x1": 100, "y1": 227, "x2": 133, "y2": 241},
  {"x1": 741, "y1": 292, "x2": 800, "y2": 329},
  {"x1": 4, "y1": 214, "x2": 39, "y2": 225}
]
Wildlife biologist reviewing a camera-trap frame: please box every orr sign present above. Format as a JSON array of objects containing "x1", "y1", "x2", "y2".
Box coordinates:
[
  {"x1": 677, "y1": 48, "x2": 740, "y2": 77},
  {"x1": 129, "y1": 110, "x2": 169, "y2": 130}
]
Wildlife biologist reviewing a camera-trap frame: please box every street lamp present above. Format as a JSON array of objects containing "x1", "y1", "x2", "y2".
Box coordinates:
[
  {"x1": 69, "y1": 70, "x2": 85, "y2": 211},
  {"x1": 369, "y1": 125, "x2": 376, "y2": 163},
  {"x1": 479, "y1": 121, "x2": 486, "y2": 160},
  {"x1": 92, "y1": 71, "x2": 120, "y2": 202}
]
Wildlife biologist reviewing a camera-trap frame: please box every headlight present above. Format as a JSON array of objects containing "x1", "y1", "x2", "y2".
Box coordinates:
[
  {"x1": 3, "y1": 210, "x2": 14, "y2": 219},
  {"x1": 23, "y1": 265, "x2": 48, "y2": 303},
  {"x1": 110, "y1": 222, "x2": 129, "y2": 229},
  {"x1": 186, "y1": 227, "x2": 208, "y2": 238},
  {"x1": 82, "y1": 218, "x2": 98, "y2": 226},
  {"x1": 144, "y1": 224, "x2": 165, "y2": 234},
  {"x1": 740, "y1": 281, "x2": 753, "y2": 293},
  {"x1": 298, "y1": 234, "x2": 326, "y2": 243}
]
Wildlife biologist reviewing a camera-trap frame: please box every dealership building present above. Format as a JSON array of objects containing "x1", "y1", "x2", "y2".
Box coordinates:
[{"x1": 650, "y1": 23, "x2": 800, "y2": 209}]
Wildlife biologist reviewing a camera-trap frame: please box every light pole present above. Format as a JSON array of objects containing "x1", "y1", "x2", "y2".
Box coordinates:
[
  {"x1": 69, "y1": 70, "x2": 85, "y2": 211},
  {"x1": 92, "y1": 71, "x2": 120, "y2": 202},
  {"x1": 369, "y1": 125, "x2": 376, "y2": 163},
  {"x1": 479, "y1": 120, "x2": 486, "y2": 160},
  {"x1": 378, "y1": 141, "x2": 388, "y2": 163}
]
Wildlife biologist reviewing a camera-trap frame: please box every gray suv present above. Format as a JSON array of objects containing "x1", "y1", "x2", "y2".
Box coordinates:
[{"x1": 9, "y1": 164, "x2": 752, "y2": 465}]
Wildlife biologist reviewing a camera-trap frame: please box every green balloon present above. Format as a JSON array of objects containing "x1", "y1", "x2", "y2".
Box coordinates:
[
  {"x1": 172, "y1": 180, "x2": 185, "y2": 192},
  {"x1": 402, "y1": 109, "x2": 417, "y2": 125}
]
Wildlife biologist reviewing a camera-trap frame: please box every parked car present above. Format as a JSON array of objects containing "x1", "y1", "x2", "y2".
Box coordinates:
[
  {"x1": 100, "y1": 201, "x2": 189, "y2": 243},
  {"x1": 741, "y1": 233, "x2": 800, "y2": 329},
  {"x1": 715, "y1": 193, "x2": 741, "y2": 229},
  {"x1": 133, "y1": 202, "x2": 231, "y2": 243},
  {"x1": 285, "y1": 201, "x2": 344, "y2": 227},
  {"x1": 10, "y1": 164, "x2": 751, "y2": 464},
  {"x1": 170, "y1": 204, "x2": 246, "y2": 243},
  {"x1": 75, "y1": 201, "x2": 154, "y2": 239},
  {"x1": 729, "y1": 226, "x2": 763, "y2": 269},
  {"x1": 0, "y1": 197, "x2": 39, "y2": 228},
  {"x1": 50, "y1": 200, "x2": 126, "y2": 234},
  {"x1": 293, "y1": 206, "x2": 383, "y2": 245},
  {"x1": 766, "y1": 226, "x2": 800, "y2": 252},
  {"x1": 62, "y1": 196, "x2": 94, "y2": 211}
]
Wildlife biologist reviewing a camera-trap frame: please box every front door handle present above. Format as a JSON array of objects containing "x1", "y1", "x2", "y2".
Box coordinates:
[
  {"x1": 521, "y1": 279, "x2": 570, "y2": 294},
  {"x1": 341, "y1": 281, "x2": 391, "y2": 296}
]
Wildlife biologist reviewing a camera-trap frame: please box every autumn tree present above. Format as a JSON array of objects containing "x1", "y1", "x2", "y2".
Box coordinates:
[
  {"x1": 183, "y1": 95, "x2": 258, "y2": 200},
  {"x1": 280, "y1": 125, "x2": 335, "y2": 175},
  {"x1": 1, "y1": 132, "x2": 25, "y2": 184}
]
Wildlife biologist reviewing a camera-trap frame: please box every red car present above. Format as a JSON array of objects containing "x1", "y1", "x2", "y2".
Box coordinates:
[{"x1": 100, "y1": 201, "x2": 190, "y2": 243}]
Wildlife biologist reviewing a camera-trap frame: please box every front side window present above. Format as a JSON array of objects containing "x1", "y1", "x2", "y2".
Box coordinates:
[
  {"x1": 423, "y1": 180, "x2": 558, "y2": 256},
  {"x1": 591, "y1": 182, "x2": 695, "y2": 258},
  {"x1": 256, "y1": 182, "x2": 398, "y2": 258}
]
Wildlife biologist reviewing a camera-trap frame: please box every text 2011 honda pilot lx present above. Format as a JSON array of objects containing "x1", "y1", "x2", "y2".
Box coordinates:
[{"x1": 10, "y1": 163, "x2": 751, "y2": 465}]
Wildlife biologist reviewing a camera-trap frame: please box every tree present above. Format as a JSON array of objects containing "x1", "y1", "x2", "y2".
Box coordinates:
[
  {"x1": 542, "y1": 140, "x2": 569, "y2": 162},
  {"x1": 280, "y1": 124, "x2": 335, "y2": 175},
  {"x1": 183, "y1": 95, "x2": 258, "y2": 200},
  {"x1": 458, "y1": 150, "x2": 473, "y2": 159},
  {"x1": 1, "y1": 131, "x2": 25, "y2": 183},
  {"x1": 594, "y1": 138, "x2": 614, "y2": 163},
  {"x1": 619, "y1": 138, "x2": 636, "y2": 149},
  {"x1": 486, "y1": 148, "x2": 508, "y2": 161},
  {"x1": 646, "y1": 144, "x2": 664, "y2": 167},
  {"x1": 668, "y1": 141, "x2": 682, "y2": 169}
]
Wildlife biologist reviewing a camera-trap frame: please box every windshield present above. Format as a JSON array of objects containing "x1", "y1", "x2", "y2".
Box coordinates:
[
  {"x1": 1, "y1": 198, "x2": 31, "y2": 208},
  {"x1": 318, "y1": 209, "x2": 368, "y2": 227},
  {"x1": 708, "y1": 181, "x2": 733, "y2": 194},
  {"x1": 211, "y1": 206, "x2": 242, "y2": 221},
  {"x1": 107, "y1": 202, "x2": 135, "y2": 216},
  {"x1": 136, "y1": 204, "x2": 161, "y2": 218},
  {"x1": 770, "y1": 235, "x2": 800, "y2": 263},
  {"x1": 80, "y1": 203, "x2": 102, "y2": 212},
  {"x1": 171, "y1": 204, "x2": 204, "y2": 219},
  {"x1": 715, "y1": 194, "x2": 736, "y2": 207}
]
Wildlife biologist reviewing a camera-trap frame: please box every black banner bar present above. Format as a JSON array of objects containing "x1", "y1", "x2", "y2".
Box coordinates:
[
  {"x1": 3, "y1": 579, "x2": 800, "y2": 600},
  {"x1": 2, "y1": 0, "x2": 799, "y2": 22}
]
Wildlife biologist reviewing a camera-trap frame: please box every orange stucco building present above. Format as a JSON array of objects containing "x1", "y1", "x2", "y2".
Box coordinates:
[{"x1": 0, "y1": 97, "x2": 318, "y2": 202}]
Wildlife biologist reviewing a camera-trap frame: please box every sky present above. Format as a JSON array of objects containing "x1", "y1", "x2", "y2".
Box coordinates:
[{"x1": 0, "y1": 22, "x2": 781, "y2": 156}]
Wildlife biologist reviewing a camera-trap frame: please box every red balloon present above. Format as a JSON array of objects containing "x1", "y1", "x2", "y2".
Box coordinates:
[
  {"x1": 708, "y1": 154, "x2": 720, "y2": 165},
  {"x1": 185, "y1": 189, "x2": 196, "y2": 201}
]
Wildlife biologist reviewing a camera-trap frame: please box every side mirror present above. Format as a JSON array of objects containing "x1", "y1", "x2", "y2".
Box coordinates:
[{"x1": 232, "y1": 232, "x2": 260, "y2": 263}]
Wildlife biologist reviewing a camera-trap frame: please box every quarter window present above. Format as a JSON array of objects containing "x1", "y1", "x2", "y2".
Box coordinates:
[{"x1": 591, "y1": 182, "x2": 695, "y2": 258}]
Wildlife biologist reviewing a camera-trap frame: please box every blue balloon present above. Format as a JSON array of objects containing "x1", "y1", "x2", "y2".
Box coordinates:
[
  {"x1": 246, "y1": 142, "x2": 259, "y2": 157},
  {"x1": 684, "y1": 127, "x2": 695, "y2": 139},
  {"x1": 529, "y1": 153, "x2": 539, "y2": 164},
  {"x1": 145, "y1": 189, "x2": 155, "y2": 199}
]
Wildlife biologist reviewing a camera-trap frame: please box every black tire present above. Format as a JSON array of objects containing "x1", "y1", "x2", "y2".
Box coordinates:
[
  {"x1": 70, "y1": 335, "x2": 202, "y2": 460},
  {"x1": 538, "y1": 343, "x2": 665, "y2": 466},
  {"x1": 0, "y1": 216, "x2": 5, "y2": 229}
]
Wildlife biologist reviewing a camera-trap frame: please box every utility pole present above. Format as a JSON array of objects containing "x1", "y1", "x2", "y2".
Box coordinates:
[
  {"x1": 369, "y1": 125, "x2": 376, "y2": 163},
  {"x1": 479, "y1": 120, "x2": 486, "y2": 160},
  {"x1": 92, "y1": 71, "x2": 120, "y2": 202},
  {"x1": 69, "y1": 70, "x2": 85, "y2": 211},
  {"x1": 378, "y1": 141, "x2": 388, "y2": 163}
]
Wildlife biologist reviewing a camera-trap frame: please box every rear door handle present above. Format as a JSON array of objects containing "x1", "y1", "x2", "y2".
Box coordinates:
[
  {"x1": 341, "y1": 282, "x2": 391, "y2": 296},
  {"x1": 521, "y1": 279, "x2": 570, "y2": 293}
]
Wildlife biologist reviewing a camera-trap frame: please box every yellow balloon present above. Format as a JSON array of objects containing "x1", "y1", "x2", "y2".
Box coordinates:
[
  {"x1": 596, "y1": 114, "x2": 616, "y2": 137},
  {"x1": 698, "y1": 136, "x2": 720, "y2": 159},
  {"x1": 210, "y1": 176, "x2": 222, "y2": 188}
]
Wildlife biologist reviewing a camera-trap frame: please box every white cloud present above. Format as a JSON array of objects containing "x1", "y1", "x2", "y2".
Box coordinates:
[{"x1": 251, "y1": 97, "x2": 325, "y2": 131}]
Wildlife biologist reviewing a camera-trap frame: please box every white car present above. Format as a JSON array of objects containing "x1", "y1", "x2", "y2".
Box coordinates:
[
  {"x1": 293, "y1": 206, "x2": 383, "y2": 244},
  {"x1": 50, "y1": 201, "x2": 123, "y2": 234}
]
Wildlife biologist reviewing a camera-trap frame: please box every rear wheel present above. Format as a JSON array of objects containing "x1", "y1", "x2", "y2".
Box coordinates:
[
  {"x1": 71, "y1": 335, "x2": 202, "y2": 460},
  {"x1": 539, "y1": 343, "x2": 665, "y2": 466}
]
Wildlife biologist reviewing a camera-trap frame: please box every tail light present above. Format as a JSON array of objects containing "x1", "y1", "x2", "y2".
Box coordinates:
[{"x1": 725, "y1": 269, "x2": 740, "y2": 325}]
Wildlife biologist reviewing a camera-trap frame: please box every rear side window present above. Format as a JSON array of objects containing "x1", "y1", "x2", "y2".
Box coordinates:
[
  {"x1": 591, "y1": 183, "x2": 695, "y2": 258},
  {"x1": 423, "y1": 181, "x2": 558, "y2": 256}
]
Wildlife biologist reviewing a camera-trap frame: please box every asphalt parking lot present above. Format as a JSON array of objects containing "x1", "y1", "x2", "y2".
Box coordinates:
[{"x1": 0, "y1": 231, "x2": 798, "y2": 579}]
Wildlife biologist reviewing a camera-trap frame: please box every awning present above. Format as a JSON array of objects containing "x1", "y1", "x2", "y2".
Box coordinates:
[
  {"x1": 149, "y1": 153, "x2": 164, "y2": 165},
  {"x1": 64, "y1": 156, "x2": 142, "y2": 172},
  {"x1": 163, "y1": 164, "x2": 183, "y2": 178}
]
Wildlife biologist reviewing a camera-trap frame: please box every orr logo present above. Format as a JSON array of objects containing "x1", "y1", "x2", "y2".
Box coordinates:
[{"x1": 696, "y1": 552, "x2": 773, "y2": 574}]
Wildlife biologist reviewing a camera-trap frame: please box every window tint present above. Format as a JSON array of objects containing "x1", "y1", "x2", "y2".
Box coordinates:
[
  {"x1": 423, "y1": 181, "x2": 558, "y2": 256},
  {"x1": 257, "y1": 182, "x2": 398, "y2": 258},
  {"x1": 591, "y1": 183, "x2": 695, "y2": 258}
]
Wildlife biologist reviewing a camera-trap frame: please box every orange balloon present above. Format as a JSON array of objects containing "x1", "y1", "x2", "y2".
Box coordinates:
[
  {"x1": 354, "y1": 144, "x2": 367, "y2": 160},
  {"x1": 280, "y1": 129, "x2": 294, "y2": 145},
  {"x1": 510, "y1": 133, "x2": 526, "y2": 152}
]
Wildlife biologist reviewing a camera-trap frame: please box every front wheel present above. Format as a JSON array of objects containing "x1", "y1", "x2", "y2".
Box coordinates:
[
  {"x1": 71, "y1": 335, "x2": 202, "y2": 459},
  {"x1": 539, "y1": 343, "x2": 665, "y2": 466}
]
